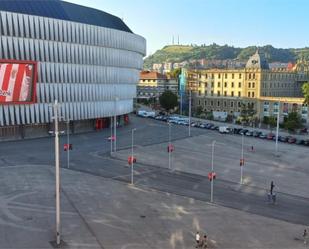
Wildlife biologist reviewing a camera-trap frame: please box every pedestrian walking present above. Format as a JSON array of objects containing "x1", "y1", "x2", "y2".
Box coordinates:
[
  {"x1": 251, "y1": 145, "x2": 254, "y2": 152},
  {"x1": 304, "y1": 229, "x2": 308, "y2": 245},
  {"x1": 270, "y1": 181, "x2": 275, "y2": 195},
  {"x1": 195, "y1": 231, "x2": 200, "y2": 248},
  {"x1": 201, "y1": 234, "x2": 208, "y2": 248}
]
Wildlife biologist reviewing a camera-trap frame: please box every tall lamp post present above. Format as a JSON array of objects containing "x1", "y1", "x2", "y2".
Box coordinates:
[
  {"x1": 240, "y1": 132, "x2": 244, "y2": 184},
  {"x1": 66, "y1": 119, "x2": 70, "y2": 169},
  {"x1": 53, "y1": 100, "x2": 61, "y2": 246},
  {"x1": 168, "y1": 122, "x2": 172, "y2": 170},
  {"x1": 275, "y1": 101, "x2": 281, "y2": 156},
  {"x1": 131, "y1": 128, "x2": 136, "y2": 185},
  {"x1": 188, "y1": 90, "x2": 192, "y2": 137},
  {"x1": 114, "y1": 96, "x2": 119, "y2": 152},
  {"x1": 110, "y1": 117, "x2": 113, "y2": 154},
  {"x1": 210, "y1": 140, "x2": 216, "y2": 203}
]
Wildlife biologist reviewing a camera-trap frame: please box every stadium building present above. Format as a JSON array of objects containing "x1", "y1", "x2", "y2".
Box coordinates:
[{"x1": 0, "y1": 0, "x2": 146, "y2": 140}]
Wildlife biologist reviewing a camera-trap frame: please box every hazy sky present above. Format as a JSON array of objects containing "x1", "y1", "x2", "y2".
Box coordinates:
[{"x1": 65, "y1": 0, "x2": 309, "y2": 56}]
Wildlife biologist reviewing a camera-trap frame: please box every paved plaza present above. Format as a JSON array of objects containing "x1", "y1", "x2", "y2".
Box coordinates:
[{"x1": 0, "y1": 115, "x2": 308, "y2": 248}]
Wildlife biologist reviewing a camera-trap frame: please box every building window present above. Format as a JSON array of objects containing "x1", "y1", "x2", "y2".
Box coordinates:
[
  {"x1": 231, "y1": 82, "x2": 234, "y2": 88},
  {"x1": 198, "y1": 100, "x2": 201, "y2": 105},
  {"x1": 211, "y1": 73, "x2": 214, "y2": 79},
  {"x1": 253, "y1": 73, "x2": 255, "y2": 79},
  {"x1": 225, "y1": 73, "x2": 227, "y2": 79},
  {"x1": 224, "y1": 82, "x2": 227, "y2": 87},
  {"x1": 218, "y1": 82, "x2": 221, "y2": 87},
  {"x1": 211, "y1": 91, "x2": 214, "y2": 96},
  {"x1": 204, "y1": 100, "x2": 207, "y2": 105},
  {"x1": 231, "y1": 91, "x2": 234, "y2": 97},
  {"x1": 205, "y1": 74, "x2": 208, "y2": 78},
  {"x1": 217, "y1": 101, "x2": 220, "y2": 106},
  {"x1": 232, "y1": 73, "x2": 234, "y2": 79},
  {"x1": 199, "y1": 82, "x2": 201, "y2": 87},
  {"x1": 252, "y1": 82, "x2": 255, "y2": 88},
  {"x1": 211, "y1": 82, "x2": 214, "y2": 88},
  {"x1": 249, "y1": 73, "x2": 251, "y2": 79},
  {"x1": 205, "y1": 90, "x2": 208, "y2": 96},
  {"x1": 224, "y1": 91, "x2": 227, "y2": 96},
  {"x1": 217, "y1": 91, "x2": 221, "y2": 96},
  {"x1": 248, "y1": 82, "x2": 251, "y2": 88},
  {"x1": 199, "y1": 90, "x2": 201, "y2": 96},
  {"x1": 205, "y1": 82, "x2": 208, "y2": 87},
  {"x1": 238, "y1": 82, "x2": 241, "y2": 88},
  {"x1": 224, "y1": 101, "x2": 227, "y2": 107},
  {"x1": 248, "y1": 92, "x2": 251, "y2": 97},
  {"x1": 252, "y1": 92, "x2": 255, "y2": 98},
  {"x1": 239, "y1": 74, "x2": 242, "y2": 79},
  {"x1": 211, "y1": 101, "x2": 213, "y2": 106},
  {"x1": 231, "y1": 102, "x2": 234, "y2": 107},
  {"x1": 238, "y1": 102, "x2": 241, "y2": 107},
  {"x1": 218, "y1": 74, "x2": 221, "y2": 79},
  {"x1": 238, "y1": 91, "x2": 241, "y2": 97}
]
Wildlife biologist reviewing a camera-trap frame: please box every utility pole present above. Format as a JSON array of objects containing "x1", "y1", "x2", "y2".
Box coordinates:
[
  {"x1": 168, "y1": 122, "x2": 171, "y2": 170},
  {"x1": 240, "y1": 132, "x2": 244, "y2": 184},
  {"x1": 114, "y1": 97, "x2": 119, "y2": 152},
  {"x1": 189, "y1": 90, "x2": 192, "y2": 136},
  {"x1": 53, "y1": 100, "x2": 61, "y2": 246},
  {"x1": 66, "y1": 119, "x2": 70, "y2": 169},
  {"x1": 211, "y1": 140, "x2": 216, "y2": 203},
  {"x1": 131, "y1": 128, "x2": 136, "y2": 185},
  {"x1": 275, "y1": 101, "x2": 280, "y2": 156},
  {"x1": 110, "y1": 117, "x2": 113, "y2": 154}
]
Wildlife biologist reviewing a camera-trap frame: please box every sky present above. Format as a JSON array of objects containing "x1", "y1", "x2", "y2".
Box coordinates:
[{"x1": 65, "y1": 0, "x2": 309, "y2": 56}]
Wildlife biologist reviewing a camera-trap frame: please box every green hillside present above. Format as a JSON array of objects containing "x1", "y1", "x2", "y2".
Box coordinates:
[{"x1": 143, "y1": 44, "x2": 309, "y2": 69}]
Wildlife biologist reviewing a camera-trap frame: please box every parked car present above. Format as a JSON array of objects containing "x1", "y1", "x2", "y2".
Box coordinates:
[
  {"x1": 287, "y1": 137, "x2": 296, "y2": 144},
  {"x1": 303, "y1": 140, "x2": 309, "y2": 146},
  {"x1": 267, "y1": 133, "x2": 275, "y2": 140},
  {"x1": 245, "y1": 131, "x2": 253, "y2": 136},
  {"x1": 219, "y1": 126, "x2": 230, "y2": 134},
  {"x1": 199, "y1": 123, "x2": 207, "y2": 128},
  {"x1": 259, "y1": 133, "x2": 267, "y2": 139},
  {"x1": 239, "y1": 129, "x2": 248, "y2": 135},
  {"x1": 300, "y1": 128, "x2": 308, "y2": 134},
  {"x1": 279, "y1": 136, "x2": 288, "y2": 142},
  {"x1": 252, "y1": 131, "x2": 262, "y2": 137},
  {"x1": 233, "y1": 128, "x2": 242, "y2": 134},
  {"x1": 155, "y1": 115, "x2": 163, "y2": 120},
  {"x1": 206, "y1": 123, "x2": 214, "y2": 129},
  {"x1": 296, "y1": 139, "x2": 305, "y2": 145}
]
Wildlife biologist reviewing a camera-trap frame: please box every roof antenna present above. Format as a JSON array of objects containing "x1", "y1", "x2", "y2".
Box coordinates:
[{"x1": 178, "y1": 35, "x2": 179, "y2": 45}]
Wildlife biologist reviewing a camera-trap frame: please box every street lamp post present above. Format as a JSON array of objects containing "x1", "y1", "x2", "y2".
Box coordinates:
[
  {"x1": 113, "y1": 97, "x2": 119, "y2": 152},
  {"x1": 189, "y1": 90, "x2": 192, "y2": 137},
  {"x1": 275, "y1": 101, "x2": 280, "y2": 155},
  {"x1": 110, "y1": 117, "x2": 113, "y2": 154},
  {"x1": 53, "y1": 100, "x2": 61, "y2": 246},
  {"x1": 66, "y1": 119, "x2": 70, "y2": 169},
  {"x1": 168, "y1": 122, "x2": 172, "y2": 170},
  {"x1": 240, "y1": 132, "x2": 244, "y2": 184},
  {"x1": 211, "y1": 140, "x2": 216, "y2": 203},
  {"x1": 131, "y1": 128, "x2": 136, "y2": 185}
]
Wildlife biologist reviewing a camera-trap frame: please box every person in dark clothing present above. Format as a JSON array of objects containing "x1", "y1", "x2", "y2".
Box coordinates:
[{"x1": 270, "y1": 181, "x2": 275, "y2": 195}]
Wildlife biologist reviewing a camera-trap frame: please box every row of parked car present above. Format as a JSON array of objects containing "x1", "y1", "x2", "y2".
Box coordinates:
[{"x1": 144, "y1": 114, "x2": 309, "y2": 147}]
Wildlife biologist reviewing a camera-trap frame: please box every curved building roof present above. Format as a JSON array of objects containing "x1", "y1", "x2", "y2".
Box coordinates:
[
  {"x1": 0, "y1": 0, "x2": 132, "y2": 33},
  {"x1": 246, "y1": 50, "x2": 269, "y2": 69}
]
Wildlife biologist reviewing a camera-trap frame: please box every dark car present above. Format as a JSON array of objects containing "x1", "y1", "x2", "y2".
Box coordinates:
[
  {"x1": 252, "y1": 131, "x2": 262, "y2": 137},
  {"x1": 287, "y1": 136, "x2": 296, "y2": 144},
  {"x1": 233, "y1": 128, "x2": 242, "y2": 134},
  {"x1": 296, "y1": 139, "x2": 305, "y2": 145},
  {"x1": 210, "y1": 125, "x2": 217, "y2": 130},
  {"x1": 239, "y1": 129, "x2": 249, "y2": 135},
  {"x1": 303, "y1": 140, "x2": 309, "y2": 146},
  {"x1": 267, "y1": 133, "x2": 275, "y2": 140},
  {"x1": 259, "y1": 133, "x2": 267, "y2": 139},
  {"x1": 245, "y1": 131, "x2": 253, "y2": 136},
  {"x1": 279, "y1": 136, "x2": 288, "y2": 142},
  {"x1": 206, "y1": 123, "x2": 214, "y2": 129}
]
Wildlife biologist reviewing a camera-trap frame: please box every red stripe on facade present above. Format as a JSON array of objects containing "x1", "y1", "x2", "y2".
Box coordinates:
[
  {"x1": 12, "y1": 64, "x2": 26, "y2": 102},
  {"x1": 0, "y1": 64, "x2": 13, "y2": 102}
]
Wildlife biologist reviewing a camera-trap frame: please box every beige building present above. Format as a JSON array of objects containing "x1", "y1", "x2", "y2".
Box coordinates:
[
  {"x1": 186, "y1": 51, "x2": 309, "y2": 123},
  {"x1": 137, "y1": 71, "x2": 178, "y2": 101}
]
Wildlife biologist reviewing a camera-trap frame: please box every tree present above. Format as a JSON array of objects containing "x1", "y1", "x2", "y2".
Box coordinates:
[
  {"x1": 283, "y1": 111, "x2": 302, "y2": 132},
  {"x1": 240, "y1": 103, "x2": 256, "y2": 125},
  {"x1": 159, "y1": 90, "x2": 178, "y2": 113},
  {"x1": 302, "y1": 82, "x2": 309, "y2": 105},
  {"x1": 268, "y1": 116, "x2": 277, "y2": 132}
]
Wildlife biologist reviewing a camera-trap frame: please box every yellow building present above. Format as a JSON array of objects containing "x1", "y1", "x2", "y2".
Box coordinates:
[{"x1": 186, "y1": 51, "x2": 309, "y2": 123}]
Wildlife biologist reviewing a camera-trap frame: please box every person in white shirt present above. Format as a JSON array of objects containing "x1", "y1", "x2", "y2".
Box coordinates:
[{"x1": 195, "y1": 231, "x2": 200, "y2": 248}]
